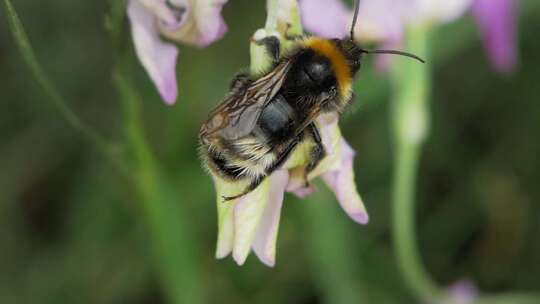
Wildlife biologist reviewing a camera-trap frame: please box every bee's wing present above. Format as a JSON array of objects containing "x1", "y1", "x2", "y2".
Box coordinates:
[{"x1": 200, "y1": 61, "x2": 292, "y2": 141}]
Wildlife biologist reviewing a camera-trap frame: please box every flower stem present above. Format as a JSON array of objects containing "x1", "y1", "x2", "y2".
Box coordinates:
[
  {"x1": 108, "y1": 2, "x2": 204, "y2": 303},
  {"x1": 390, "y1": 24, "x2": 540, "y2": 304},
  {"x1": 3, "y1": 0, "x2": 129, "y2": 176},
  {"x1": 390, "y1": 25, "x2": 442, "y2": 301},
  {"x1": 113, "y1": 66, "x2": 204, "y2": 304},
  {"x1": 392, "y1": 142, "x2": 440, "y2": 300},
  {"x1": 250, "y1": 0, "x2": 302, "y2": 74}
]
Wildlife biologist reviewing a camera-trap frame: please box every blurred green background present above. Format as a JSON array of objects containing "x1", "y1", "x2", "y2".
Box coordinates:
[{"x1": 1, "y1": 1, "x2": 540, "y2": 303}]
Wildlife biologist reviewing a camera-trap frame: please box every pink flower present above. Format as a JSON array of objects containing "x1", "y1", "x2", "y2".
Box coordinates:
[
  {"x1": 299, "y1": 0, "x2": 518, "y2": 73},
  {"x1": 213, "y1": 114, "x2": 368, "y2": 266},
  {"x1": 405, "y1": 0, "x2": 472, "y2": 25},
  {"x1": 443, "y1": 280, "x2": 478, "y2": 304},
  {"x1": 298, "y1": 0, "x2": 350, "y2": 39},
  {"x1": 127, "y1": 0, "x2": 228, "y2": 104},
  {"x1": 472, "y1": 0, "x2": 518, "y2": 73},
  {"x1": 299, "y1": 0, "x2": 404, "y2": 44}
]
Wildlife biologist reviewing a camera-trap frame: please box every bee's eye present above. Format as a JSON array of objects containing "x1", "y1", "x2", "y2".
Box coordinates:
[
  {"x1": 329, "y1": 87, "x2": 337, "y2": 96},
  {"x1": 351, "y1": 59, "x2": 361, "y2": 72}
]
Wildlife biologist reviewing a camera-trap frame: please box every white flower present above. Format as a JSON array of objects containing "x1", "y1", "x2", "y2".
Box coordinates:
[{"x1": 127, "y1": 0, "x2": 228, "y2": 104}]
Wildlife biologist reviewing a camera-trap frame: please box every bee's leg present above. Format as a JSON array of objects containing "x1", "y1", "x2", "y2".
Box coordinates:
[
  {"x1": 254, "y1": 36, "x2": 281, "y2": 64},
  {"x1": 222, "y1": 175, "x2": 265, "y2": 202},
  {"x1": 304, "y1": 123, "x2": 326, "y2": 186},
  {"x1": 284, "y1": 23, "x2": 305, "y2": 41},
  {"x1": 222, "y1": 136, "x2": 302, "y2": 202},
  {"x1": 229, "y1": 73, "x2": 251, "y2": 93},
  {"x1": 267, "y1": 135, "x2": 303, "y2": 173}
]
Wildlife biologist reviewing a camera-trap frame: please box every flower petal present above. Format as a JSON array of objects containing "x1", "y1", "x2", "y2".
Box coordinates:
[
  {"x1": 213, "y1": 175, "x2": 242, "y2": 259},
  {"x1": 374, "y1": 40, "x2": 402, "y2": 72},
  {"x1": 299, "y1": 0, "x2": 350, "y2": 39},
  {"x1": 252, "y1": 170, "x2": 289, "y2": 267},
  {"x1": 232, "y1": 179, "x2": 271, "y2": 265},
  {"x1": 128, "y1": 0, "x2": 178, "y2": 104},
  {"x1": 300, "y1": 0, "x2": 404, "y2": 44},
  {"x1": 286, "y1": 167, "x2": 316, "y2": 198},
  {"x1": 407, "y1": 0, "x2": 472, "y2": 25},
  {"x1": 215, "y1": 196, "x2": 235, "y2": 259},
  {"x1": 160, "y1": 0, "x2": 228, "y2": 48},
  {"x1": 322, "y1": 139, "x2": 369, "y2": 225},
  {"x1": 354, "y1": 0, "x2": 404, "y2": 44},
  {"x1": 472, "y1": 0, "x2": 518, "y2": 73},
  {"x1": 307, "y1": 114, "x2": 342, "y2": 178},
  {"x1": 284, "y1": 114, "x2": 368, "y2": 224},
  {"x1": 446, "y1": 280, "x2": 478, "y2": 304},
  {"x1": 136, "y1": 0, "x2": 187, "y2": 29}
]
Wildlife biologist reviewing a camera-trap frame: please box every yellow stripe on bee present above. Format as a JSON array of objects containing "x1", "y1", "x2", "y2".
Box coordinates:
[{"x1": 302, "y1": 37, "x2": 352, "y2": 97}]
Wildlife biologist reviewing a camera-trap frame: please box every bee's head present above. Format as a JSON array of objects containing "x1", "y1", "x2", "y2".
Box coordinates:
[
  {"x1": 335, "y1": 38, "x2": 364, "y2": 75},
  {"x1": 338, "y1": 0, "x2": 425, "y2": 74}
]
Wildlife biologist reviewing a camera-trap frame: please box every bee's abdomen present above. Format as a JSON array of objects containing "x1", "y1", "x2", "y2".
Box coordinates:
[
  {"x1": 207, "y1": 149, "x2": 245, "y2": 180},
  {"x1": 202, "y1": 95, "x2": 297, "y2": 181},
  {"x1": 204, "y1": 137, "x2": 276, "y2": 181}
]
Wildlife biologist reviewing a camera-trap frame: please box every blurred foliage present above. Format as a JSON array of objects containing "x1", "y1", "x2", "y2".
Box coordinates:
[{"x1": 1, "y1": 0, "x2": 540, "y2": 303}]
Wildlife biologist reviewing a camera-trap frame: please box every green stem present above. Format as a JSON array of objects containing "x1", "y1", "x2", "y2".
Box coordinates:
[
  {"x1": 390, "y1": 26, "x2": 441, "y2": 301},
  {"x1": 392, "y1": 143, "x2": 440, "y2": 300},
  {"x1": 389, "y1": 23, "x2": 540, "y2": 304},
  {"x1": 114, "y1": 68, "x2": 204, "y2": 304},
  {"x1": 108, "y1": 2, "x2": 203, "y2": 303},
  {"x1": 113, "y1": 71, "x2": 157, "y2": 188},
  {"x1": 3, "y1": 0, "x2": 129, "y2": 176}
]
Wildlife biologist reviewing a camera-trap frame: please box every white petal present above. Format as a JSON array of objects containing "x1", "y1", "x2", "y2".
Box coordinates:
[
  {"x1": 213, "y1": 176, "x2": 237, "y2": 259},
  {"x1": 322, "y1": 140, "x2": 368, "y2": 224},
  {"x1": 232, "y1": 179, "x2": 271, "y2": 265},
  {"x1": 355, "y1": 0, "x2": 404, "y2": 44},
  {"x1": 252, "y1": 170, "x2": 289, "y2": 267},
  {"x1": 408, "y1": 0, "x2": 472, "y2": 25},
  {"x1": 307, "y1": 114, "x2": 342, "y2": 178},
  {"x1": 215, "y1": 195, "x2": 235, "y2": 259},
  {"x1": 128, "y1": 0, "x2": 178, "y2": 104},
  {"x1": 160, "y1": 0, "x2": 228, "y2": 47},
  {"x1": 136, "y1": 0, "x2": 182, "y2": 26}
]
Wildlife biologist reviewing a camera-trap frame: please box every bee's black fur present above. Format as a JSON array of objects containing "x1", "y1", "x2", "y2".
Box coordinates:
[
  {"x1": 284, "y1": 49, "x2": 337, "y2": 95},
  {"x1": 209, "y1": 149, "x2": 244, "y2": 180}
]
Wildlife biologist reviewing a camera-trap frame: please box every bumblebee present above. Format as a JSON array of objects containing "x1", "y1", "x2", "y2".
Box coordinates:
[{"x1": 199, "y1": 0, "x2": 423, "y2": 201}]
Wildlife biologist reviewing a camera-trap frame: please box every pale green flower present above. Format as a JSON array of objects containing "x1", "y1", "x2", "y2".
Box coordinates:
[{"x1": 213, "y1": 114, "x2": 368, "y2": 266}]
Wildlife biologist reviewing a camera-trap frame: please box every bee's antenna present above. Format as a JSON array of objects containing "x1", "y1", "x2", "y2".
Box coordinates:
[
  {"x1": 361, "y1": 49, "x2": 425, "y2": 63},
  {"x1": 349, "y1": 0, "x2": 424, "y2": 64},
  {"x1": 350, "y1": 0, "x2": 360, "y2": 40}
]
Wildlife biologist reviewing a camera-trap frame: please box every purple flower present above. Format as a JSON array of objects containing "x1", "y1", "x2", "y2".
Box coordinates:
[
  {"x1": 299, "y1": 0, "x2": 518, "y2": 73},
  {"x1": 472, "y1": 0, "x2": 518, "y2": 73},
  {"x1": 127, "y1": 0, "x2": 228, "y2": 104},
  {"x1": 214, "y1": 114, "x2": 368, "y2": 266},
  {"x1": 298, "y1": 0, "x2": 350, "y2": 39},
  {"x1": 299, "y1": 0, "x2": 404, "y2": 44},
  {"x1": 443, "y1": 280, "x2": 478, "y2": 304},
  {"x1": 405, "y1": 0, "x2": 472, "y2": 25}
]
